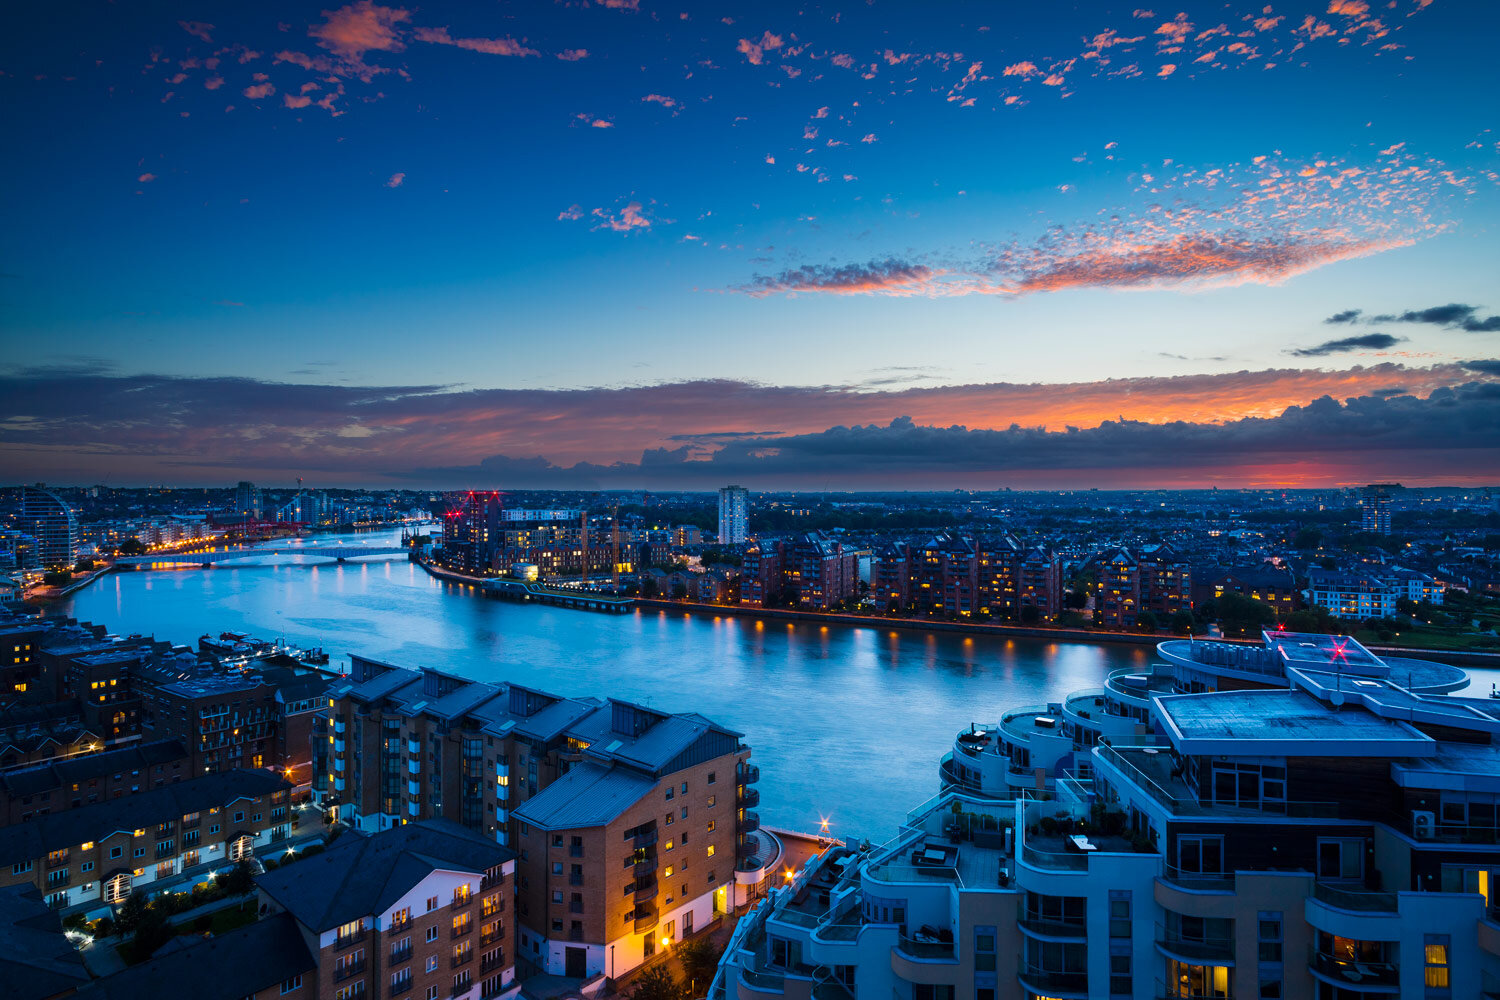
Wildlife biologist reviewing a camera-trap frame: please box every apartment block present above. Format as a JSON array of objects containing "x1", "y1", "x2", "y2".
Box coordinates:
[
  {"x1": 0, "y1": 738, "x2": 190, "y2": 824},
  {"x1": 731, "y1": 630, "x2": 1498, "y2": 1000},
  {"x1": 324, "y1": 658, "x2": 757, "y2": 982},
  {"x1": 255, "y1": 819, "x2": 518, "y2": 1000},
  {"x1": 0, "y1": 768, "x2": 290, "y2": 910}
]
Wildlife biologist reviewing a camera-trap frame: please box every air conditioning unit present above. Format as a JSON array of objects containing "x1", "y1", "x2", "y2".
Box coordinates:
[{"x1": 1412, "y1": 810, "x2": 1435, "y2": 840}]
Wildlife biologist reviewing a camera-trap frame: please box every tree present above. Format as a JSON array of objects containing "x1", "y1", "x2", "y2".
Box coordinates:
[
  {"x1": 115, "y1": 892, "x2": 148, "y2": 936},
  {"x1": 1169, "y1": 610, "x2": 1196, "y2": 635},
  {"x1": 678, "y1": 937, "x2": 720, "y2": 995},
  {"x1": 127, "y1": 902, "x2": 173, "y2": 962},
  {"x1": 1293, "y1": 527, "x2": 1322, "y2": 550},
  {"x1": 1018, "y1": 605, "x2": 1042, "y2": 625},
  {"x1": 219, "y1": 858, "x2": 257, "y2": 896},
  {"x1": 119, "y1": 537, "x2": 146, "y2": 556},
  {"x1": 631, "y1": 962, "x2": 687, "y2": 1000},
  {"x1": 1134, "y1": 611, "x2": 1159, "y2": 633},
  {"x1": 1214, "y1": 592, "x2": 1278, "y2": 637}
]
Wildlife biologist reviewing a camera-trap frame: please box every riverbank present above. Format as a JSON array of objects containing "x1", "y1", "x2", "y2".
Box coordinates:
[{"x1": 23, "y1": 562, "x2": 118, "y2": 603}]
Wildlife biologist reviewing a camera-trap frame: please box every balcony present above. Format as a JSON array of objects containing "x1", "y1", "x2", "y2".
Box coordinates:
[
  {"x1": 633, "y1": 878, "x2": 659, "y2": 901},
  {"x1": 389, "y1": 976, "x2": 413, "y2": 997},
  {"x1": 741, "y1": 811, "x2": 761, "y2": 833},
  {"x1": 1311, "y1": 882, "x2": 1398, "y2": 913},
  {"x1": 481, "y1": 953, "x2": 508, "y2": 974},
  {"x1": 633, "y1": 855, "x2": 657, "y2": 877},
  {"x1": 1311, "y1": 950, "x2": 1399, "y2": 991},
  {"x1": 390, "y1": 945, "x2": 413, "y2": 965},
  {"x1": 894, "y1": 938, "x2": 956, "y2": 961},
  {"x1": 452, "y1": 951, "x2": 474, "y2": 969},
  {"x1": 1155, "y1": 923, "x2": 1235, "y2": 964},
  {"x1": 738, "y1": 763, "x2": 760, "y2": 785},
  {"x1": 333, "y1": 959, "x2": 368, "y2": 982},
  {"x1": 333, "y1": 929, "x2": 368, "y2": 951},
  {"x1": 633, "y1": 828, "x2": 658, "y2": 849},
  {"x1": 1018, "y1": 915, "x2": 1087, "y2": 940},
  {"x1": 1016, "y1": 965, "x2": 1087, "y2": 999},
  {"x1": 388, "y1": 919, "x2": 412, "y2": 938},
  {"x1": 568, "y1": 873, "x2": 584, "y2": 887},
  {"x1": 452, "y1": 922, "x2": 473, "y2": 940},
  {"x1": 739, "y1": 786, "x2": 761, "y2": 809},
  {"x1": 633, "y1": 907, "x2": 658, "y2": 934}
]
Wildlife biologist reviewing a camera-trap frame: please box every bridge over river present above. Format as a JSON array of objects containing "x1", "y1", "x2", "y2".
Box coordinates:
[{"x1": 116, "y1": 545, "x2": 410, "y2": 566}]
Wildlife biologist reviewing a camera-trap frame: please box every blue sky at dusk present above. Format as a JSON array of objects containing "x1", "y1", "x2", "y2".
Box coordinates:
[{"x1": 2, "y1": 0, "x2": 1498, "y2": 488}]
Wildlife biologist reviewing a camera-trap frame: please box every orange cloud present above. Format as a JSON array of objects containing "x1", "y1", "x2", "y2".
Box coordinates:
[
  {"x1": 284, "y1": 94, "x2": 313, "y2": 108},
  {"x1": 385, "y1": 172, "x2": 405, "y2": 187},
  {"x1": 736, "y1": 31, "x2": 784, "y2": 66},
  {"x1": 243, "y1": 82, "x2": 275, "y2": 99},
  {"x1": 411, "y1": 26, "x2": 539, "y2": 57},
  {"x1": 557, "y1": 48, "x2": 588, "y2": 61}
]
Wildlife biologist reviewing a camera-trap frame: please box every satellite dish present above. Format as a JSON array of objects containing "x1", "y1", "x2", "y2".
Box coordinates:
[{"x1": 1330, "y1": 690, "x2": 1345, "y2": 707}]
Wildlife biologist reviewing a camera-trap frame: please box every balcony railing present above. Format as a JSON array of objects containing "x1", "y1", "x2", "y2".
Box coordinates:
[
  {"x1": 452, "y1": 922, "x2": 473, "y2": 939},
  {"x1": 741, "y1": 811, "x2": 761, "y2": 833},
  {"x1": 1156, "y1": 923, "x2": 1235, "y2": 963},
  {"x1": 1017, "y1": 965, "x2": 1087, "y2": 996},
  {"x1": 1019, "y1": 843, "x2": 1088, "y2": 872},
  {"x1": 333, "y1": 929, "x2": 368, "y2": 951},
  {"x1": 1311, "y1": 950, "x2": 1399, "y2": 987},
  {"x1": 895, "y1": 938, "x2": 956, "y2": 961},
  {"x1": 738, "y1": 763, "x2": 760, "y2": 785},
  {"x1": 388, "y1": 919, "x2": 412, "y2": 937},
  {"x1": 390, "y1": 945, "x2": 413, "y2": 965},
  {"x1": 333, "y1": 959, "x2": 368, "y2": 982},
  {"x1": 739, "y1": 787, "x2": 761, "y2": 808},
  {"x1": 452, "y1": 951, "x2": 474, "y2": 969},
  {"x1": 1311, "y1": 881, "x2": 1399, "y2": 913},
  {"x1": 1018, "y1": 915, "x2": 1087, "y2": 939}
]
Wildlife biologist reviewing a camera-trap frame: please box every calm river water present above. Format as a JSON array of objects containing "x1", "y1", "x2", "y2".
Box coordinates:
[{"x1": 60, "y1": 529, "x2": 1152, "y2": 837}]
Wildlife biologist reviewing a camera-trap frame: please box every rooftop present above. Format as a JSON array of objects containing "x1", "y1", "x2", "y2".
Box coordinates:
[
  {"x1": 254, "y1": 818, "x2": 513, "y2": 931},
  {"x1": 0, "y1": 769, "x2": 288, "y2": 867},
  {"x1": 1154, "y1": 689, "x2": 1435, "y2": 756},
  {"x1": 74, "y1": 912, "x2": 314, "y2": 1000},
  {"x1": 0, "y1": 885, "x2": 90, "y2": 1000},
  {"x1": 510, "y1": 762, "x2": 658, "y2": 829}
]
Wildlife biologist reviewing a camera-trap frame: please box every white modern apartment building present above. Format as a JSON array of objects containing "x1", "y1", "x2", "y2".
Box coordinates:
[{"x1": 717, "y1": 631, "x2": 1500, "y2": 1000}]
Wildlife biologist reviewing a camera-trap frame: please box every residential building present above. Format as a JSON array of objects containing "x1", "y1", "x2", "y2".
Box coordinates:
[
  {"x1": 442, "y1": 492, "x2": 506, "y2": 576},
  {"x1": 232, "y1": 481, "x2": 263, "y2": 521},
  {"x1": 324, "y1": 658, "x2": 760, "y2": 982},
  {"x1": 1193, "y1": 563, "x2": 1298, "y2": 618},
  {"x1": 0, "y1": 738, "x2": 190, "y2": 825},
  {"x1": 72, "y1": 911, "x2": 314, "y2": 1000},
  {"x1": 720, "y1": 630, "x2": 1500, "y2": 1000},
  {"x1": 784, "y1": 533, "x2": 860, "y2": 611},
  {"x1": 1360, "y1": 483, "x2": 1396, "y2": 535},
  {"x1": 255, "y1": 819, "x2": 518, "y2": 1000},
  {"x1": 741, "y1": 540, "x2": 784, "y2": 607},
  {"x1": 18, "y1": 486, "x2": 78, "y2": 568},
  {"x1": 0, "y1": 884, "x2": 89, "y2": 999},
  {"x1": 719, "y1": 486, "x2": 749, "y2": 545},
  {"x1": 1309, "y1": 566, "x2": 1444, "y2": 619},
  {"x1": 0, "y1": 768, "x2": 290, "y2": 910}
]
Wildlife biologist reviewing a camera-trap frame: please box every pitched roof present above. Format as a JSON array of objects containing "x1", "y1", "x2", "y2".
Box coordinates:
[
  {"x1": 0, "y1": 769, "x2": 288, "y2": 867},
  {"x1": 0, "y1": 739, "x2": 188, "y2": 800},
  {"x1": 75, "y1": 912, "x2": 314, "y2": 1000},
  {"x1": 254, "y1": 819, "x2": 513, "y2": 931},
  {"x1": 511, "y1": 763, "x2": 658, "y2": 830},
  {"x1": 0, "y1": 884, "x2": 90, "y2": 1000}
]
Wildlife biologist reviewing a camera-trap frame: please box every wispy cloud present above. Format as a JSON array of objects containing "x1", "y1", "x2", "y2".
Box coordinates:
[
  {"x1": 1289, "y1": 333, "x2": 1403, "y2": 357},
  {"x1": 412, "y1": 26, "x2": 539, "y2": 58}
]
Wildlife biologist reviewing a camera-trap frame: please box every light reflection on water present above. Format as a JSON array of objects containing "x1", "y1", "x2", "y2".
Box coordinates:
[{"x1": 63, "y1": 531, "x2": 1151, "y2": 837}]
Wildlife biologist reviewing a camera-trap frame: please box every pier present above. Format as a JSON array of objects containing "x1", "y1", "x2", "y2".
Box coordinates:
[{"x1": 116, "y1": 545, "x2": 410, "y2": 567}]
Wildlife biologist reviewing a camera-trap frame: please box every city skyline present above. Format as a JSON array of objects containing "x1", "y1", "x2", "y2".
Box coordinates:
[{"x1": 3, "y1": 0, "x2": 1499, "y2": 487}]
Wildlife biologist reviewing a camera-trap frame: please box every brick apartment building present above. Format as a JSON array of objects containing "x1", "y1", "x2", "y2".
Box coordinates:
[
  {"x1": 871, "y1": 534, "x2": 1065, "y2": 621},
  {"x1": 0, "y1": 768, "x2": 290, "y2": 910},
  {"x1": 1093, "y1": 546, "x2": 1194, "y2": 629},
  {"x1": 255, "y1": 818, "x2": 517, "y2": 1000},
  {"x1": 0, "y1": 738, "x2": 190, "y2": 825},
  {"x1": 1193, "y1": 562, "x2": 1299, "y2": 618},
  {"x1": 323, "y1": 658, "x2": 756, "y2": 982}
]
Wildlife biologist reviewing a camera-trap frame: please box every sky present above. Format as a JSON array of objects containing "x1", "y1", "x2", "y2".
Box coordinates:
[{"x1": 1, "y1": 0, "x2": 1498, "y2": 489}]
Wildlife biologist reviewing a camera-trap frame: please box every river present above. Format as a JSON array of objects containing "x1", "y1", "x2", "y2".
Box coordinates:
[{"x1": 59, "y1": 529, "x2": 1151, "y2": 838}]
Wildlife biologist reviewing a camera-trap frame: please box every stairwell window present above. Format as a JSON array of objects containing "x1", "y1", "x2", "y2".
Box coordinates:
[{"x1": 1424, "y1": 935, "x2": 1450, "y2": 993}]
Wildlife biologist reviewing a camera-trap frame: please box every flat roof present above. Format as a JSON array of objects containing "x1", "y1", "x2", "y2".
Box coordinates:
[
  {"x1": 1154, "y1": 689, "x2": 1435, "y2": 757},
  {"x1": 1264, "y1": 631, "x2": 1384, "y2": 671}
]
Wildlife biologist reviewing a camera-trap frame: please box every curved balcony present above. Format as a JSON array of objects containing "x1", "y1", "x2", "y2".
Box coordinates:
[
  {"x1": 1154, "y1": 923, "x2": 1235, "y2": 965},
  {"x1": 954, "y1": 725, "x2": 999, "y2": 760},
  {"x1": 1018, "y1": 915, "x2": 1087, "y2": 941},
  {"x1": 736, "y1": 968, "x2": 787, "y2": 1000},
  {"x1": 741, "y1": 811, "x2": 761, "y2": 834},
  {"x1": 739, "y1": 763, "x2": 761, "y2": 785},
  {"x1": 891, "y1": 940, "x2": 960, "y2": 985},
  {"x1": 1309, "y1": 951, "x2": 1399, "y2": 993},
  {"x1": 739, "y1": 787, "x2": 761, "y2": 809},
  {"x1": 1305, "y1": 882, "x2": 1403, "y2": 941},
  {"x1": 633, "y1": 907, "x2": 658, "y2": 934},
  {"x1": 1016, "y1": 967, "x2": 1087, "y2": 1000},
  {"x1": 1000, "y1": 706, "x2": 1064, "y2": 746}
]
